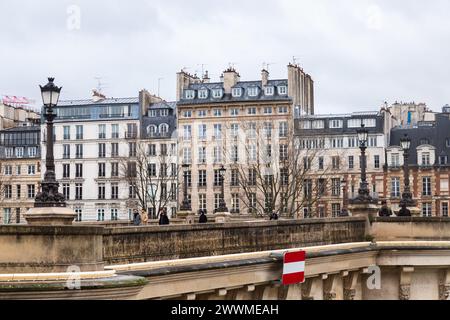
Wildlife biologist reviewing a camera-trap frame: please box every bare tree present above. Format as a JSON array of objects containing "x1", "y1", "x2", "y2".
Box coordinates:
[
  {"x1": 121, "y1": 141, "x2": 178, "y2": 218},
  {"x1": 225, "y1": 122, "x2": 337, "y2": 218}
]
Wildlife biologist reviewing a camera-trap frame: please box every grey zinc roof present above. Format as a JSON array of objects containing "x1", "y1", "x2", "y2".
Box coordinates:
[
  {"x1": 390, "y1": 112, "x2": 450, "y2": 165},
  {"x1": 149, "y1": 101, "x2": 177, "y2": 110},
  {"x1": 178, "y1": 79, "x2": 291, "y2": 105},
  {"x1": 57, "y1": 97, "x2": 139, "y2": 107}
]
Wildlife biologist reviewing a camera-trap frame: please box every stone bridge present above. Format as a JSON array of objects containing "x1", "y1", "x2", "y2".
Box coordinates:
[{"x1": 1, "y1": 216, "x2": 450, "y2": 300}]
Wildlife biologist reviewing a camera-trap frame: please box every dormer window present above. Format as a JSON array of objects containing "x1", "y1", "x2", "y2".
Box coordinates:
[
  {"x1": 212, "y1": 89, "x2": 223, "y2": 99},
  {"x1": 147, "y1": 125, "x2": 157, "y2": 137},
  {"x1": 160, "y1": 109, "x2": 169, "y2": 117},
  {"x1": 265, "y1": 86, "x2": 274, "y2": 96},
  {"x1": 159, "y1": 123, "x2": 169, "y2": 136},
  {"x1": 329, "y1": 119, "x2": 343, "y2": 129},
  {"x1": 232, "y1": 87, "x2": 243, "y2": 97},
  {"x1": 198, "y1": 89, "x2": 208, "y2": 99},
  {"x1": 185, "y1": 90, "x2": 195, "y2": 99},
  {"x1": 248, "y1": 87, "x2": 259, "y2": 97},
  {"x1": 149, "y1": 110, "x2": 157, "y2": 117},
  {"x1": 278, "y1": 86, "x2": 287, "y2": 95}
]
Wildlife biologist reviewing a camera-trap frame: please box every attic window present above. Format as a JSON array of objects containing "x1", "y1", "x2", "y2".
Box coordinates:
[
  {"x1": 248, "y1": 87, "x2": 259, "y2": 97},
  {"x1": 278, "y1": 86, "x2": 287, "y2": 95},
  {"x1": 265, "y1": 86, "x2": 274, "y2": 96},
  {"x1": 212, "y1": 89, "x2": 223, "y2": 99},
  {"x1": 185, "y1": 90, "x2": 195, "y2": 99},
  {"x1": 198, "y1": 89, "x2": 208, "y2": 99},
  {"x1": 160, "y1": 109, "x2": 169, "y2": 117},
  {"x1": 232, "y1": 88, "x2": 242, "y2": 97}
]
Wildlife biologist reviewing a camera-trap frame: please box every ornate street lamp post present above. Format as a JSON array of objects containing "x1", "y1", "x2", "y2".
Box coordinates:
[
  {"x1": 34, "y1": 78, "x2": 66, "y2": 208},
  {"x1": 180, "y1": 164, "x2": 191, "y2": 211},
  {"x1": 400, "y1": 134, "x2": 416, "y2": 207},
  {"x1": 350, "y1": 124, "x2": 375, "y2": 204},
  {"x1": 215, "y1": 165, "x2": 229, "y2": 213}
]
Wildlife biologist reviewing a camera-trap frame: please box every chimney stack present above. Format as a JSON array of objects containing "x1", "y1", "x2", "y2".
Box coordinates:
[
  {"x1": 222, "y1": 67, "x2": 240, "y2": 94},
  {"x1": 202, "y1": 70, "x2": 210, "y2": 83},
  {"x1": 261, "y1": 69, "x2": 269, "y2": 87}
]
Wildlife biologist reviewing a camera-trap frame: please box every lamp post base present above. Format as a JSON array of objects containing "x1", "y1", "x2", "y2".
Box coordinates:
[
  {"x1": 25, "y1": 207, "x2": 77, "y2": 226},
  {"x1": 214, "y1": 211, "x2": 231, "y2": 223}
]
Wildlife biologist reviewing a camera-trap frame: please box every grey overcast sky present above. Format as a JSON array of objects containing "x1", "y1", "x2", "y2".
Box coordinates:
[{"x1": 1, "y1": 0, "x2": 449, "y2": 114}]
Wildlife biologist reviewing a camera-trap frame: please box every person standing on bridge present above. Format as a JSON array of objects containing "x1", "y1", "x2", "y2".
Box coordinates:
[
  {"x1": 159, "y1": 208, "x2": 170, "y2": 225},
  {"x1": 379, "y1": 201, "x2": 393, "y2": 217},
  {"x1": 133, "y1": 210, "x2": 141, "y2": 226},
  {"x1": 397, "y1": 203, "x2": 411, "y2": 217},
  {"x1": 199, "y1": 210, "x2": 208, "y2": 223}
]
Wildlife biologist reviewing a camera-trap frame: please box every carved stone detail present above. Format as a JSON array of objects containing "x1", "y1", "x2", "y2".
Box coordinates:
[
  {"x1": 399, "y1": 285, "x2": 410, "y2": 300},
  {"x1": 344, "y1": 289, "x2": 356, "y2": 300},
  {"x1": 439, "y1": 285, "x2": 450, "y2": 300},
  {"x1": 324, "y1": 291, "x2": 337, "y2": 300}
]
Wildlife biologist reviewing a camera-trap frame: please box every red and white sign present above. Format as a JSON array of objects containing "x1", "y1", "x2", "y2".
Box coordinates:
[{"x1": 282, "y1": 251, "x2": 306, "y2": 285}]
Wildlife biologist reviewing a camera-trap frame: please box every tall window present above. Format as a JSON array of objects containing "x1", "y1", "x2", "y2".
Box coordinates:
[
  {"x1": 111, "y1": 124, "x2": 119, "y2": 139},
  {"x1": 198, "y1": 147, "x2": 206, "y2": 164},
  {"x1": 249, "y1": 193, "x2": 257, "y2": 213},
  {"x1": 129, "y1": 142, "x2": 137, "y2": 157},
  {"x1": 348, "y1": 156, "x2": 354, "y2": 169},
  {"x1": 214, "y1": 194, "x2": 222, "y2": 210},
  {"x1": 27, "y1": 184, "x2": 35, "y2": 198},
  {"x1": 199, "y1": 194, "x2": 207, "y2": 211},
  {"x1": 75, "y1": 144, "x2": 83, "y2": 159},
  {"x1": 422, "y1": 177, "x2": 432, "y2": 196},
  {"x1": 248, "y1": 169, "x2": 257, "y2": 186},
  {"x1": 391, "y1": 177, "x2": 400, "y2": 198},
  {"x1": 279, "y1": 122, "x2": 288, "y2": 137},
  {"x1": 231, "y1": 194, "x2": 240, "y2": 213},
  {"x1": 213, "y1": 124, "x2": 222, "y2": 140},
  {"x1": 98, "y1": 143, "x2": 106, "y2": 158},
  {"x1": 319, "y1": 157, "x2": 324, "y2": 170},
  {"x1": 183, "y1": 125, "x2": 192, "y2": 140},
  {"x1": 183, "y1": 148, "x2": 192, "y2": 164},
  {"x1": 63, "y1": 144, "x2": 70, "y2": 159},
  {"x1": 421, "y1": 152, "x2": 431, "y2": 166},
  {"x1": 98, "y1": 124, "x2": 106, "y2": 139},
  {"x1": 374, "y1": 155, "x2": 380, "y2": 169},
  {"x1": 63, "y1": 164, "x2": 70, "y2": 178},
  {"x1": 442, "y1": 203, "x2": 449, "y2": 217},
  {"x1": 391, "y1": 153, "x2": 400, "y2": 167},
  {"x1": 27, "y1": 165, "x2": 36, "y2": 175},
  {"x1": 98, "y1": 183, "x2": 106, "y2": 200},
  {"x1": 4, "y1": 185, "x2": 12, "y2": 199},
  {"x1": 63, "y1": 126, "x2": 71, "y2": 140},
  {"x1": 98, "y1": 163, "x2": 106, "y2": 178},
  {"x1": 111, "y1": 143, "x2": 119, "y2": 157},
  {"x1": 111, "y1": 162, "x2": 119, "y2": 177},
  {"x1": 111, "y1": 209, "x2": 118, "y2": 221},
  {"x1": 332, "y1": 157, "x2": 340, "y2": 170},
  {"x1": 214, "y1": 170, "x2": 221, "y2": 187},
  {"x1": 76, "y1": 125, "x2": 83, "y2": 140},
  {"x1": 75, "y1": 183, "x2": 83, "y2": 200},
  {"x1": 332, "y1": 203, "x2": 341, "y2": 217},
  {"x1": 75, "y1": 208, "x2": 82, "y2": 222},
  {"x1": 97, "y1": 209, "x2": 105, "y2": 222},
  {"x1": 422, "y1": 203, "x2": 432, "y2": 217},
  {"x1": 280, "y1": 145, "x2": 288, "y2": 161},
  {"x1": 75, "y1": 164, "x2": 83, "y2": 178},
  {"x1": 111, "y1": 183, "x2": 119, "y2": 200},
  {"x1": 231, "y1": 169, "x2": 239, "y2": 187},
  {"x1": 331, "y1": 178, "x2": 341, "y2": 196},
  {"x1": 198, "y1": 124, "x2": 207, "y2": 140},
  {"x1": 16, "y1": 185, "x2": 21, "y2": 199},
  {"x1": 198, "y1": 170, "x2": 207, "y2": 187},
  {"x1": 214, "y1": 146, "x2": 223, "y2": 163},
  {"x1": 62, "y1": 184, "x2": 70, "y2": 200}
]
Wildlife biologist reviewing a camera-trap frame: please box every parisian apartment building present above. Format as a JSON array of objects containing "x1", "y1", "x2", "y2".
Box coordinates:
[
  {"x1": 0, "y1": 123, "x2": 41, "y2": 224},
  {"x1": 176, "y1": 63, "x2": 315, "y2": 216},
  {"x1": 294, "y1": 109, "x2": 394, "y2": 218}
]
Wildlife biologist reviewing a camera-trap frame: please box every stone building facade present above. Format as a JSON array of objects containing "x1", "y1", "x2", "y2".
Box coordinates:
[
  {"x1": 176, "y1": 64, "x2": 314, "y2": 216},
  {"x1": 0, "y1": 124, "x2": 41, "y2": 224},
  {"x1": 294, "y1": 110, "x2": 393, "y2": 218},
  {"x1": 386, "y1": 106, "x2": 450, "y2": 216}
]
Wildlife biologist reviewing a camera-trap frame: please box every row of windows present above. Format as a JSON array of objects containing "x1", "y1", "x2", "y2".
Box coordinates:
[
  {"x1": 60, "y1": 123, "x2": 137, "y2": 141},
  {"x1": 182, "y1": 106, "x2": 289, "y2": 118},
  {"x1": 298, "y1": 118, "x2": 377, "y2": 130},
  {"x1": 182, "y1": 122, "x2": 289, "y2": 140},
  {"x1": 60, "y1": 183, "x2": 177, "y2": 201},
  {"x1": 298, "y1": 136, "x2": 378, "y2": 149},
  {"x1": 390, "y1": 177, "x2": 433, "y2": 197},
  {"x1": 61, "y1": 142, "x2": 138, "y2": 159},
  {"x1": 3, "y1": 146, "x2": 38, "y2": 158},
  {"x1": 2, "y1": 164, "x2": 38, "y2": 175},
  {"x1": 3, "y1": 184, "x2": 36, "y2": 199},
  {"x1": 389, "y1": 152, "x2": 448, "y2": 167},
  {"x1": 0, "y1": 131, "x2": 40, "y2": 146},
  {"x1": 184, "y1": 85, "x2": 288, "y2": 100}
]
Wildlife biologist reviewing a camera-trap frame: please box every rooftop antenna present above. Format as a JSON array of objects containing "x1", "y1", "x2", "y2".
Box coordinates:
[
  {"x1": 197, "y1": 64, "x2": 208, "y2": 77},
  {"x1": 94, "y1": 76, "x2": 108, "y2": 94},
  {"x1": 263, "y1": 62, "x2": 275, "y2": 72}
]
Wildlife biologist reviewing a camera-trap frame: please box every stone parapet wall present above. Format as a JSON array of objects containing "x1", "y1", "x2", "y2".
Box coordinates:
[
  {"x1": 102, "y1": 217, "x2": 366, "y2": 265},
  {"x1": 371, "y1": 217, "x2": 450, "y2": 241}
]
